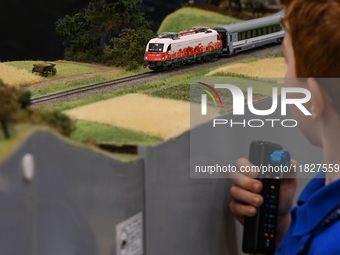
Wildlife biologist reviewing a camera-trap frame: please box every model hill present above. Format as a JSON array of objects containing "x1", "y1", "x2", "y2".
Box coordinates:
[{"x1": 158, "y1": 7, "x2": 242, "y2": 34}]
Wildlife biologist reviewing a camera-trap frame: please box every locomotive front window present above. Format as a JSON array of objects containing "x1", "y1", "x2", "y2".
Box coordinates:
[
  {"x1": 148, "y1": 43, "x2": 164, "y2": 52},
  {"x1": 167, "y1": 45, "x2": 171, "y2": 51}
]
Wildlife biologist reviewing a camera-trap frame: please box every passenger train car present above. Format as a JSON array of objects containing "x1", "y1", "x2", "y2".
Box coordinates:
[
  {"x1": 143, "y1": 10, "x2": 285, "y2": 70},
  {"x1": 143, "y1": 27, "x2": 222, "y2": 71},
  {"x1": 213, "y1": 10, "x2": 285, "y2": 55}
]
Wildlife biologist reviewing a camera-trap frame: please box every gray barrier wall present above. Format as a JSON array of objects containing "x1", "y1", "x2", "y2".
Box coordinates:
[
  {"x1": 0, "y1": 132, "x2": 144, "y2": 255},
  {"x1": 138, "y1": 133, "x2": 237, "y2": 255},
  {"x1": 139, "y1": 97, "x2": 324, "y2": 255},
  {"x1": 0, "y1": 97, "x2": 324, "y2": 255}
]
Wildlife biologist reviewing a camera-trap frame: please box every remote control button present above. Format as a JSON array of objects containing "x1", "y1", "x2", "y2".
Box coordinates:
[
  {"x1": 270, "y1": 234, "x2": 274, "y2": 238},
  {"x1": 264, "y1": 233, "x2": 268, "y2": 237}
]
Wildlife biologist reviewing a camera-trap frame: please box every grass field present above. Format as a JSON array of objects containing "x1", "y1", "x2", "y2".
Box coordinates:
[
  {"x1": 4, "y1": 61, "x2": 101, "y2": 80},
  {"x1": 158, "y1": 7, "x2": 242, "y2": 33},
  {"x1": 207, "y1": 57, "x2": 287, "y2": 78},
  {"x1": 48, "y1": 57, "x2": 260, "y2": 112},
  {"x1": 72, "y1": 120, "x2": 163, "y2": 146},
  {"x1": 40, "y1": 54, "x2": 283, "y2": 146},
  {"x1": 0, "y1": 63, "x2": 44, "y2": 87},
  {"x1": 31, "y1": 66, "x2": 150, "y2": 97},
  {"x1": 66, "y1": 94, "x2": 220, "y2": 140},
  {"x1": 0, "y1": 53, "x2": 285, "y2": 159}
]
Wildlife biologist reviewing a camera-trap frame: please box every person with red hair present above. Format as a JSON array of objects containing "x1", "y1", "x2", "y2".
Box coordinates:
[{"x1": 229, "y1": 0, "x2": 340, "y2": 254}]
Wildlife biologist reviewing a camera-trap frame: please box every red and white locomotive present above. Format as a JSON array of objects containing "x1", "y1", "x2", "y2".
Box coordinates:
[
  {"x1": 143, "y1": 11, "x2": 286, "y2": 71},
  {"x1": 143, "y1": 27, "x2": 222, "y2": 71}
]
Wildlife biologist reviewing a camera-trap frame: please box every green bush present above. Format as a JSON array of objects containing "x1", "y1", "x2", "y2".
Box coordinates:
[
  {"x1": 0, "y1": 80, "x2": 75, "y2": 138},
  {"x1": 39, "y1": 110, "x2": 75, "y2": 137},
  {"x1": 108, "y1": 25, "x2": 155, "y2": 67},
  {"x1": 127, "y1": 60, "x2": 139, "y2": 71},
  {"x1": 24, "y1": 108, "x2": 75, "y2": 137}
]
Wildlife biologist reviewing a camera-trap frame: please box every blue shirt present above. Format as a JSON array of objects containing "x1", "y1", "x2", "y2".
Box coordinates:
[{"x1": 275, "y1": 172, "x2": 340, "y2": 255}]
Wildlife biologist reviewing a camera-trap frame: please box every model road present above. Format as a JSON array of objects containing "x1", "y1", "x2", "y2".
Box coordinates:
[{"x1": 32, "y1": 43, "x2": 283, "y2": 106}]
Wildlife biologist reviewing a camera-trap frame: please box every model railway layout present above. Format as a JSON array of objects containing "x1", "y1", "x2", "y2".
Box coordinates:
[
  {"x1": 32, "y1": 10, "x2": 285, "y2": 105},
  {"x1": 144, "y1": 10, "x2": 285, "y2": 71}
]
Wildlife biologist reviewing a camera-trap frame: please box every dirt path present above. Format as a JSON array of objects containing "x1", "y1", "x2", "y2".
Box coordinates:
[{"x1": 26, "y1": 61, "x2": 123, "y2": 90}]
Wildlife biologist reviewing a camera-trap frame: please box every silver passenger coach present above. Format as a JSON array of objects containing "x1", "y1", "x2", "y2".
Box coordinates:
[{"x1": 213, "y1": 10, "x2": 285, "y2": 56}]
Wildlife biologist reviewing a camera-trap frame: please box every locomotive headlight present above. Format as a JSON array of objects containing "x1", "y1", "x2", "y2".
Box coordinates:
[
  {"x1": 162, "y1": 55, "x2": 165, "y2": 60},
  {"x1": 145, "y1": 55, "x2": 148, "y2": 59}
]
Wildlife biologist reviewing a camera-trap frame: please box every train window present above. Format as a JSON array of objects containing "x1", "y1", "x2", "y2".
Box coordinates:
[
  {"x1": 263, "y1": 27, "x2": 267, "y2": 34},
  {"x1": 276, "y1": 24, "x2": 281, "y2": 31},
  {"x1": 217, "y1": 35, "x2": 220, "y2": 41},
  {"x1": 242, "y1": 31, "x2": 246, "y2": 39},
  {"x1": 230, "y1": 34, "x2": 232, "y2": 42},
  {"x1": 273, "y1": 25, "x2": 277, "y2": 32},
  {"x1": 167, "y1": 45, "x2": 171, "y2": 51},
  {"x1": 257, "y1": 28, "x2": 262, "y2": 36},
  {"x1": 149, "y1": 43, "x2": 164, "y2": 52},
  {"x1": 252, "y1": 29, "x2": 257, "y2": 37},
  {"x1": 238, "y1": 32, "x2": 242, "y2": 40},
  {"x1": 268, "y1": 26, "x2": 272, "y2": 33},
  {"x1": 247, "y1": 30, "x2": 252, "y2": 38}
]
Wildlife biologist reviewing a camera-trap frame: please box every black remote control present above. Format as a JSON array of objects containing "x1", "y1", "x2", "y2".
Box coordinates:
[{"x1": 242, "y1": 141, "x2": 290, "y2": 254}]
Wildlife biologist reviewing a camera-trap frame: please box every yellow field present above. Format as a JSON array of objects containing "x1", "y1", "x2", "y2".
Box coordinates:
[
  {"x1": 207, "y1": 57, "x2": 287, "y2": 78},
  {"x1": 65, "y1": 93, "x2": 219, "y2": 140},
  {"x1": 0, "y1": 63, "x2": 44, "y2": 87}
]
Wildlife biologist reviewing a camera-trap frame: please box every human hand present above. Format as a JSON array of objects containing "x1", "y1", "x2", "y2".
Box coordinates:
[{"x1": 229, "y1": 158, "x2": 298, "y2": 225}]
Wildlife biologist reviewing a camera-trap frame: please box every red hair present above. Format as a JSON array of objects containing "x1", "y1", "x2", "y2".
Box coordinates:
[{"x1": 281, "y1": 0, "x2": 340, "y2": 112}]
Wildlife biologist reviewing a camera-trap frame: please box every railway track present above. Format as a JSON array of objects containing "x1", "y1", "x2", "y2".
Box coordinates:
[
  {"x1": 31, "y1": 71, "x2": 155, "y2": 105},
  {"x1": 31, "y1": 44, "x2": 282, "y2": 106}
]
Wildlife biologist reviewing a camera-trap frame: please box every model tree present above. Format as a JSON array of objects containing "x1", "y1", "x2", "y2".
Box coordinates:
[
  {"x1": 86, "y1": 0, "x2": 144, "y2": 48},
  {"x1": 0, "y1": 80, "x2": 20, "y2": 139},
  {"x1": 0, "y1": 80, "x2": 74, "y2": 139},
  {"x1": 56, "y1": 0, "x2": 155, "y2": 69},
  {"x1": 56, "y1": 11, "x2": 102, "y2": 62}
]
